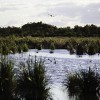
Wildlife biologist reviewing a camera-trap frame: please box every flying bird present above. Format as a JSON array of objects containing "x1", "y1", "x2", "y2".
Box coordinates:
[{"x1": 48, "y1": 14, "x2": 54, "y2": 17}]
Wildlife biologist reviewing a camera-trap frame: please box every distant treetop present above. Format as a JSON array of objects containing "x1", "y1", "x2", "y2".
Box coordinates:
[{"x1": 0, "y1": 22, "x2": 100, "y2": 37}]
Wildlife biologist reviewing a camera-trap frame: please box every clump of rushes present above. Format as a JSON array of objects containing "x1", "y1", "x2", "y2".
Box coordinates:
[
  {"x1": 17, "y1": 45, "x2": 23, "y2": 53},
  {"x1": 50, "y1": 43, "x2": 55, "y2": 53},
  {"x1": 0, "y1": 49, "x2": 1, "y2": 54},
  {"x1": 66, "y1": 68, "x2": 100, "y2": 99},
  {"x1": 36, "y1": 43, "x2": 42, "y2": 50},
  {"x1": 16, "y1": 58, "x2": 50, "y2": 100},
  {"x1": 17, "y1": 43, "x2": 29, "y2": 53},
  {"x1": 76, "y1": 44, "x2": 84, "y2": 55},
  {"x1": 0, "y1": 58, "x2": 16, "y2": 100},
  {"x1": 1, "y1": 45, "x2": 10, "y2": 55},
  {"x1": 88, "y1": 43, "x2": 96, "y2": 55},
  {"x1": 10, "y1": 45, "x2": 18, "y2": 54},
  {"x1": 67, "y1": 44, "x2": 75, "y2": 54},
  {"x1": 22, "y1": 43, "x2": 29, "y2": 52}
]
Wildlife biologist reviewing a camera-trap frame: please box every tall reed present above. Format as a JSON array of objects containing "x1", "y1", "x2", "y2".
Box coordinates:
[
  {"x1": 16, "y1": 58, "x2": 50, "y2": 100},
  {"x1": 66, "y1": 68, "x2": 100, "y2": 100},
  {"x1": 0, "y1": 58, "x2": 16, "y2": 100}
]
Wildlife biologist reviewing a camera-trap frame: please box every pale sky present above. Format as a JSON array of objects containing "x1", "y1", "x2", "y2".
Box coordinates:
[{"x1": 0, "y1": 0, "x2": 100, "y2": 27}]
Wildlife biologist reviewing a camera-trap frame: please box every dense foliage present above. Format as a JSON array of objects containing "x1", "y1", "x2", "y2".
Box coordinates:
[{"x1": 0, "y1": 22, "x2": 100, "y2": 37}]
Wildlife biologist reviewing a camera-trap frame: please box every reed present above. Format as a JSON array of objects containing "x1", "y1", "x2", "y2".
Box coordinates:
[
  {"x1": 16, "y1": 58, "x2": 50, "y2": 100},
  {"x1": 66, "y1": 67, "x2": 100, "y2": 99},
  {"x1": 0, "y1": 58, "x2": 16, "y2": 100},
  {"x1": 0, "y1": 36, "x2": 100, "y2": 55}
]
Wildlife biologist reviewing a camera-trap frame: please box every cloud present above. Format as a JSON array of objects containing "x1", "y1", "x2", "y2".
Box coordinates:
[
  {"x1": 46, "y1": 3, "x2": 83, "y2": 17},
  {"x1": 0, "y1": 2, "x2": 28, "y2": 13},
  {"x1": 0, "y1": 7, "x2": 18, "y2": 12},
  {"x1": 39, "y1": 2, "x2": 100, "y2": 27},
  {"x1": 0, "y1": 0, "x2": 100, "y2": 27},
  {"x1": 80, "y1": 3, "x2": 100, "y2": 24}
]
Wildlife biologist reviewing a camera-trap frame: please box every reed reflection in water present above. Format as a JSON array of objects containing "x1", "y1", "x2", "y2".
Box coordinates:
[{"x1": 69, "y1": 94, "x2": 100, "y2": 100}]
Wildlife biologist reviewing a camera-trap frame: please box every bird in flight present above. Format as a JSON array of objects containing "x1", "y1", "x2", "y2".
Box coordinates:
[{"x1": 48, "y1": 14, "x2": 54, "y2": 17}]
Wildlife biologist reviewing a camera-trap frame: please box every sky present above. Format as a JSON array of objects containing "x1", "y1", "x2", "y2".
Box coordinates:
[{"x1": 0, "y1": 0, "x2": 100, "y2": 27}]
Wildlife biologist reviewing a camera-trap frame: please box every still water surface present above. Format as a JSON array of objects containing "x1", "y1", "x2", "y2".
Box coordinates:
[{"x1": 8, "y1": 49, "x2": 100, "y2": 100}]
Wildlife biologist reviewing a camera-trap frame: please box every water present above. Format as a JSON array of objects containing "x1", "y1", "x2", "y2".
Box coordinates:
[{"x1": 8, "y1": 49, "x2": 100, "y2": 100}]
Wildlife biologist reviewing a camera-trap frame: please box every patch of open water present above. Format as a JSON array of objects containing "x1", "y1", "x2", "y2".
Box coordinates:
[{"x1": 8, "y1": 49, "x2": 100, "y2": 100}]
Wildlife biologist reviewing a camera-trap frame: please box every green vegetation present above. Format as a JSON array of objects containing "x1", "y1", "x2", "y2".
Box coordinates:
[
  {"x1": 0, "y1": 58, "x2": 15, "y2": 100},
  {"x1": 0, "y1": 57, "x2": 50, "y2": 100},
  {"x1": 36, "y1": 43, "x2": 42, "y2": 50},
  {"x1": 16, "y1": 59, "x2": 50, "y2": 100},
  {"x1": 0, "y1": 37, "x2": 29, "y2": 55},
  {"x1": 0, "y1": 36, "x2": 100, "y2": 55},
  {"x1": 0, "y1": 22, "x2": 100, "y2": 37},
  {"x1": 0, "y1": 22, "x2": 100, "y2": 55},
  {"x1": 49, "y1": 43, "x2": 55, "y2": 53},
  {"x1": 66, "y1": 68, "x2": 100, "y2": 100}
]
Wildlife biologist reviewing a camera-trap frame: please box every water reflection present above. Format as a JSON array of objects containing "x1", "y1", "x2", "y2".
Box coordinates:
[
  {"x1": 7, "y1": 49, "x2": 100, "y2": 100},
  {"x1": 69, "y1": 94, "x2": 100, "y2": 100}
]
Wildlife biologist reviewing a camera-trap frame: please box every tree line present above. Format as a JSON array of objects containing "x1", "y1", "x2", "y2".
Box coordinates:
[{"x1": 0, "y1": 22, "x2": 100, "y2": 37}]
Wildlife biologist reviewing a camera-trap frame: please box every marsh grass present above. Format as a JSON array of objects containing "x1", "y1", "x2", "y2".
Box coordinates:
[
  {"x1": 49, "y1": 43, "x2": 55, "y2": 53},
  {"x1": 0, "y1": 56, "x2": 51, "y2": 100},
  {"x1": 22, "y1": 43, "x2": 28, "y2": 52},
  {"x1": 0, "y1": 57, "x2": 16, "y2": 100},
  {"x1": 0, "y1": 36, "x2": 100, "y2": 55},
  {"x1": 66, "y1": 68, "x2": 100, "y2": 100},
  {"x1": 36, "y1": 43, "x2": 42, "y2": 50},
  {"x1": 16, "y1": 58, "x2": 50, "y2": 100}
]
